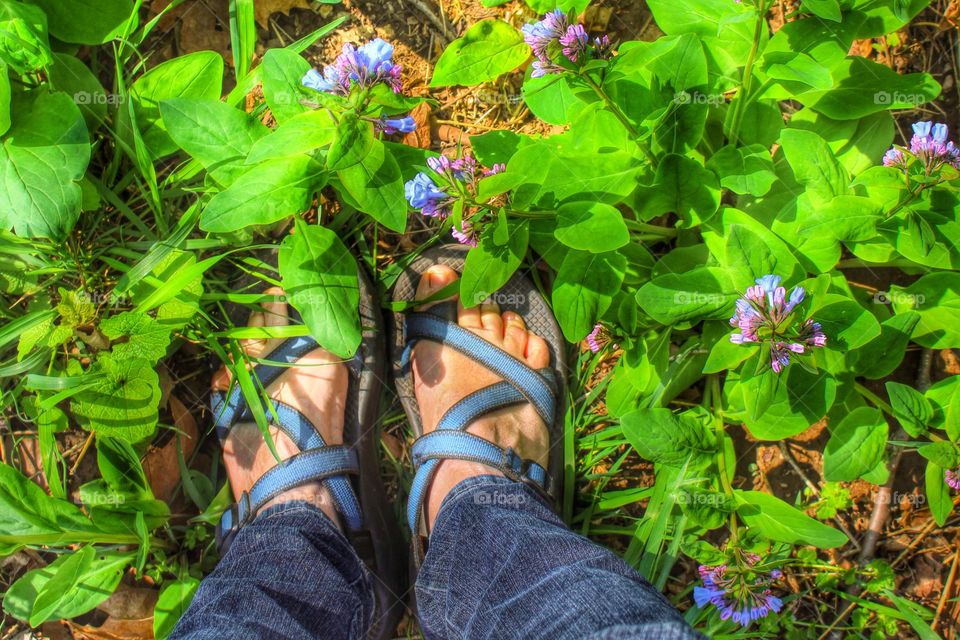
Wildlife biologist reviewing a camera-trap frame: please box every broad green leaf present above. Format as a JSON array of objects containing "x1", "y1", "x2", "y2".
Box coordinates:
[
  {"x1": 737, "y1": 361, "x2": 837, "y2": 440},
  {"x1": 161, "y1": 97, "x2": 268, "y2": 169},
  {"x1": 762, "y1": 51, "x2": 833, "y2": 93},
  {"x1": 278, "y1": 225, "x2": 360, "y2": 358},
  {"x1": 849, "y1": 312, "x2": 920, "y2": 380},
  {"x1": 129, "y1": 51, "x2": 224, "y2": 158},
  {"x1": 48, "y1": 53, "x2": 108, "y2": 130},
  {"x1": 522, "y1": 71, "x2": 594, "y2": 125},
  {"x1": 889, "y1": 272, "x2": 960, "y2": 349},
  {"x1": 702, "y1": 207, "x2": 802, "y2": 288},
  {"x1": 736, "y1": 490, "x2": 848, "y2": 548},
  {"x1": 336, "y1": 138, "x2": 406, "y2": 231},
  {"x1": 554, "y1": 201, "x2": 629, "y2": 253},
  {"x1": 926, "y1": 376, "x2": 960, "y2": 442},
  {"x1": 431, "y1": 19, "x2": 529, "y2": 87},
  {"x1": 917, "y1": 442, "x2": 959, "y2": 470},
  {"x1": 246, "y1": 109, "x2": 336, "y2": 164},
  {"x1": 70, "y1": 355, "x2": 162, "y2": 442},
  {"x1": 823, "y1": 407, "x2": 888, "y2": 481},
  {"x1": 0, "y1": 0, "x2": 52, "y2": 73},
  {"x1": 885, "y1": 381, "x2": 932, "y2": 437},
  {"x1": 635, "y1": 154, "x2": 720, "y2": 227},
  {"x1": 0, "y1": 463, "x2": 130, "y2": 552},
  {"x1": 154, "y1": 577, "x2": 202, "y2": 640},
  {"x1": 801, "y1": 0, "x2": 841, "y2": 21},
  {"x1": 469, "y1": 130, "x2": 525, "y2": 166},
  {"x1": 790, "y1": 109, "x2": 895, "y2": 176},
  {"x1": 798, "y1": 195, "x2": 882, "y2": 243},
  {"x1": 26, "y1": 0, "x2": 134, "y2": 44},
  {"x1": 261, "y1": 48, "x2": 312, "y2": 123},
  {"x1": 636, "y1": 267, "x2": 736, "y2": 325},
  {"x1": 703, "y1": 336, "x2": 759, "y2": 374},
  {"x1": 705, "y1": 144, "x2": 776, "y2": 196},
  {"x1": 553, "y1": 250, "x2": 627, "y2": 341},
  {"x1": 645, "y1": 0, "x2": 757, "y2": 74},
  {"x1": 100, "y1": 312, "x2": 172, "y2": 363},
  {"x1": 326, "y1": 112, "x2": 374, "y2": 171},
  {"x1": 0, "y1": 91, "x2": 90, "y2": 239},
  {"x1": 813, "y1": 295, "x2": 881, "y2": 351},
  {"x1": 200, "y1": 155, "x2": 325, "y2": 232},
  {"x1": 621, "y1": 408, "x2": 716, "y2": 467},
  {"x1": 925, "y1": 463, "x2": 954, "y2": 526},
  {"x1": 4, "y1": 547, "x2": 132, "y2": 625},
  {"x1": 508, "y1": 142, "x2": 641, "y2": 208},
  {"x1": 778, "y1": 128, "x2": 849, "y2": 205},
  {"x1": 459, "y1": 222, "x2": 529, "y2": 309},
  {"x1": 807, "y1": 58, "x2": 940, "y2": 120}
]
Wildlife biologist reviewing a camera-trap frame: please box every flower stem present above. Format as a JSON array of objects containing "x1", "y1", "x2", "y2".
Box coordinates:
[
  {"x1": 625, "y1": 219, "x2": 678, "y2": 237},
  {"x1": 854, "y1": 382, "x2": 895, "y2": 417},
  {"x1": 727, "y1": 1, "x2": 768, "y2": 145},
  {"x1": 707, "y1": 374, "x2": 739, "y2": 543}
]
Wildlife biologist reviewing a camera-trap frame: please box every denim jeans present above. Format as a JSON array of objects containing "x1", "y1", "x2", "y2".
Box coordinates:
[{"x1": 172, "y1": 475, "x2": 702, "y2": 640}]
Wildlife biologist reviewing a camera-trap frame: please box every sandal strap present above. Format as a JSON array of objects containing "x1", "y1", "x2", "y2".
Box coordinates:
[
  {"x1": 402, "y1": 312, "x2": 557, "y2": 425},
  {"x1": 217, "y1": 445, "x2": 362, "y2": 551},
  {"x1": 406, "y1": 377, "x2": 555, "y2": 534},
  {"x1": 407, "y1": 430, "x2": 551, "y2": 533}
]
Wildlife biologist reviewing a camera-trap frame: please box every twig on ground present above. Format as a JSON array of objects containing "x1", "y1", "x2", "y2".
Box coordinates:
[{"x1": 932, "y1": 537, "x2": 959, "y2": 634}]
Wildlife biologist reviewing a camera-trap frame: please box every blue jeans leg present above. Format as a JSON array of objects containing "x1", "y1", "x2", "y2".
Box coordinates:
[
  {"x1": 415, "y1": 475, "x2": 703, "y2": 640},
  {"x1": 170, "y1": 500, "x2": 373, "y2": 640}
]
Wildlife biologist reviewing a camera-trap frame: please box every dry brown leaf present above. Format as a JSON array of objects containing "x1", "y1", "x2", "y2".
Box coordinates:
[
  {"x1": 254, "y1": 0, "x2": 312, "y2": 28},
  {"x1": 142, "y1": 394, "x2": 199, "y2": 502}
]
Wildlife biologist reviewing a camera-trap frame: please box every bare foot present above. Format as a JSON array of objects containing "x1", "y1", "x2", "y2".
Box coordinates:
[
  {"x1": 410, "y1": 266, "x2": 552, "y2": 529},
  {"x1": 212, "y1": 287, "x2": 349, "y2": 528}
]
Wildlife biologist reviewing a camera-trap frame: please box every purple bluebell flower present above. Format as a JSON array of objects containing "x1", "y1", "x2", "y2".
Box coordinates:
[
  {"x1": 586, "y1": 323, "x2": 604, "y2": 353},
  {"x1": 559, "y1": 24, "x2": 589, "y2": 62},
  {"x1": 451, "y1": 220, "x2": 478, "y2": 247},
  {"x1": 302, "y1": 38, "x2": 403, "y2": 97},
  {"x1": 695, "y1": 563, "x2": 784, "y2": 628},
  {"x1": 530, "y1": 59, "x2": 565, "y2": 78},
  {"x1": 883, "y1": 120, "x2": 960, "y2": 172},
  {"x1": 405, "y1": 172, "x2": 451, "y2": 218},
  {"x1": 729, "y1": 274, "x2": 824, "y2": 373},
  {"x1": 376, "y1": 115, "x2": 416, "y2": 135},
  {"x1": 427, "y1": 155, "x2": 453, "y2": 174},
  {"x1": 945, "y1": 468, "x2": 960, "y2": 491},
  {"x1": 483, "y1": 163, "x2": 506, "y2": 176},
  {"x1": 522, "y1": 9, "x2": 568, "y2": 61}
]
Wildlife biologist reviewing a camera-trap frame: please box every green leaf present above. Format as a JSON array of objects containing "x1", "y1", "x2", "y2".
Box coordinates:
[
  {"x1": 26, "y1": 0, "x2": 134, "y2": 44},
  {"x1": 636, "y1": 267, "x2": 736, "y2": 325},
  {"x1": 814, "y1": 295, "x2": 881, "y2": 351},
  {"x1": 703, "y1": 336, "x2": 759, "y2": 374},
  {"x1": 154, "y1": 577, "x2": 202, "y2": 640},
  {"x1": 823, "y1": 407, "x2": 888, "y2": 481},
  {"x1": 797, "y1": 195, "x2": 882, "y2": 244},
  {"x1": 278, "y1": 225, "x2": 360, "y2": 358},
  {"x1": 736, "y1": 490, "x2": 848, "y2": 548},
  {"x1": 3, "y1": 546, "x2": 132, "y2": 626},
  {"x1": 737, "y1": 362, "x2": 838, "y2": 440},
  {"x1": 261, "y1": 48, "x2": 312, "y2": 123},
  {"x1": 160, "y1": 97, "x2": 268, "y2": 169},
  {"x1": 889, "y1": 272, "x2": 960, "y2": 349},
  {"x1": 0, "y1": 91, "x2": 90, "y2": 239},
  {"x1": 326, "y1": 112, "x2": 374, "y2": 171},
  {"x1": 849, "y1": 312, "x2": 920, "y2": 380},
  {"x1": 246, "y1": 109, "x2": 336, "y2": 164},
  {"x1": 70, "y1": 355, "x2": 162, "y2": 442},
  {"x1": 0, "y1": 61, "x2": 8, "y2": 136},
  {"x1": 808, "y1": 58, "x2": 940, "y2": 120},
  {"x1": 621, "y1": 408, "x2": 716, "y2": 466},
  {"x1": 0, "y1": 463, "x2": 128, "y2": 552},
  {"x1": 430, "y1": 19, "x2": 529, "y2": 87},
  {"x1": 926, "y1": 376, "x2": 960, "y2": 442},
  {"x1": 460, "y1": 222, "x2": 529, "y2": 308},
  {"x1": 49, "y1": 53, "x2": 108, "y2": 131},
  {"x1": 762, "y1": 51, "x2": 833, "y2": 93},
  {"x1": 925, "y1": 463, "x2": 954, "y2": 527},
  {"x1": 200, "y1": 155, "x2": 325, "y2": 233},
  {"x1": 554, "y1": 201, "x2": 629, "y2": 252},
  {"x1": 100, "y1": 312, "x2": 172, "y2": 363},
  {"x1": 0, "y1": 0, "x2": 52, "y2": 73},
  {"x1": 129, "y1": 51, "x2": 224, "y2": 158},
  {"x1": 778, "y1": 128, "x2": 849, "y2": 205},
  {"x1": 885, "y1": 381, "x2": 932, "y2": 437},
  {"x1": 801, "y1": 0, "x2": 841, "y2": 21},
  {"x1": 335, "y1": 138, "x2": 406, "y2": 232},
  {"x1": 521, "y1": 73, "x2": 593, "y2": 125},
  {"x1": 470, "y1": 130, "x2": 525, "y2": 166},
  {"x1": 635, "y1": 154, "x2": 720, "y2": 227},
  {"x1": 917, "y1": 441, "x2": 959, "y2": 470},
  {"x1": 553, "y1": 250, "x2": 627, "y2": 341},
  {"x1": 706, "y1": 144, "x2": 776, "y2": 196}
]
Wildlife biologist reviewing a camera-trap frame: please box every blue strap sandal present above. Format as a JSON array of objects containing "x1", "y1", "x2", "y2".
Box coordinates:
[
  {"x1": 211, "y1": 266, "x2": 404, "y2": 640},
  {"x1": 390, "y1": 245, "x2": 568, "y2": 563}
]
